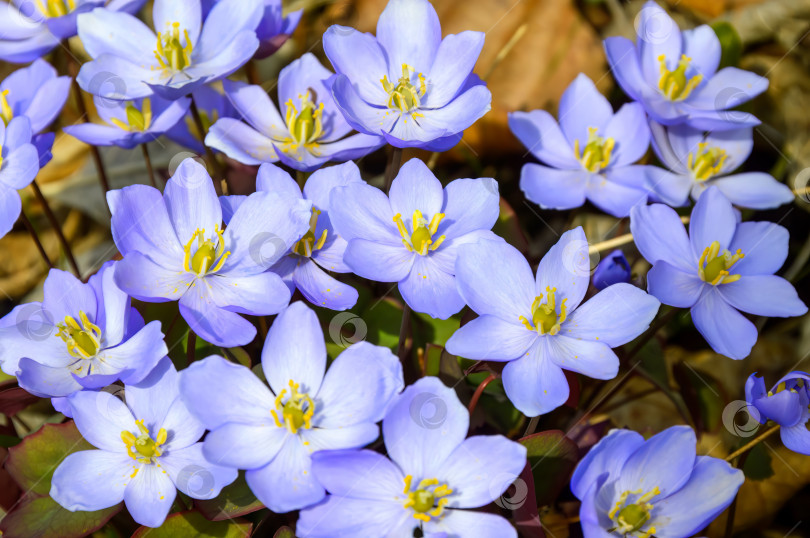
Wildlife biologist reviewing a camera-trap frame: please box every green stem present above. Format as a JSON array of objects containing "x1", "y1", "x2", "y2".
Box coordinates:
[
  {"x1": 31, "y1": 180, "x2": 80, "y2": 277},
  {"x1": 141, "y1": 143, "x2": 158, "y2": 189}
]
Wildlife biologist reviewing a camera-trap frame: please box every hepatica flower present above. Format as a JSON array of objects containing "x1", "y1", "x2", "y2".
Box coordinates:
[
  {"x1": 631, "y1": 186, "x2": 807, "y2": 359},
  {"x1": 605, "y1": 1, "x2": 768, "y2": 130},
  {"x1": 746, "y1": 372, "x2": 810, "y2": 455},
  {"x1": 204, "y1": 0, "x2": 302, "y2": 58},
  {"x1": 166, "y1": 84, "x2": 236, "y2": 153},
  {"x1": 446, "y1": 228, "x2": 660, "y2": 416},
  {"x1": 571, "y1": 426, "x2": 743, "y2": 538},
  {"x1": 593, "y1": 250, "x2": 632, "y2": 291},
  {"x1": 0, "y1": 116, "x2": 40, "y2": 238},
  {"x1": 0, "y1": 262, "x2": 166, "y2": 398},
  {"x1": 77, "y1": 0, "x2": 263, "y2": 100},
  {"x1": 221, "y1": 162, "x2": 361, "y2": 310},
  {"x1": 207, "y1": 53, "x2": 383, "y2": 172},
  {"x1": 64, "y1": 95, "x2": 190, "y2": 149},
  {"x1": 645, "y1": 122, "x2": 794, "y2": 209},
  {"x1": 108, "y1": 158, "x2": 311, "y2": 347},
  {"x1": 330, "y1": 158, "x2": 500, "y2": 319},
  {"x1": 297, "y1": 376, "x2": 527, "y2": 537},
  {"x1": 509, "y1": 74, "x2": 651, "y2": 217},
  {"x1": 179, "y1": 302, "x2": 404, "y2": 512},
  {"x1": 0, "y1": 0, "x2": 144, "y2": 63},
  {"x1": 51, "y1": 358, "x2": 237, "y2": 528},
  {"x1": 323, "y1": 0, "x2": 491, "y2": 151}
]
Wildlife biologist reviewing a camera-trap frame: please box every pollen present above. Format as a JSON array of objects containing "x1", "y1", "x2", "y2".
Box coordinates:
[
  {"x1": 607, "y1": 486, "x2": 660, "y2": 538},
  {"x1": 270, "y1": 380, "x2": 315, "y2": 435},
  {"x1": 56, "y1": 311, "x2": 102, "y2": 360},
  {"x1": 687, "y1": 142, "x2": 728, "y2": 181},
  {"x1": 393, "y1": 210, "x2": 446, "y2": 256},
  {"x1": 36, "y1": 0, "x2": 74, "y2": 17},
  {"x1": 183, "y1": 225, "x2": 231, "y2": 276},
  {"x1": 292, "y1": 208, "x2": 328, "y2": 257},
  {"x1": 573, "y1": 127, "x2": 615, "y2": 174},
  {"x1": 698, "y1": 240, "x2": 744, "y2": 285},
  {"x1": 519, "y1": 286, "x2": 568, "y2": 335},
  {"x1": 0, "y1": 90, "x2": 12, "y2": 126},
  {"x1": 110, "y1": 99, "x2": 153, "y2": 132},
  {"x1": 658, "y1": 54, "x2": 703, "y2": 101},
  {"x1": 278, "y1": 90, "x2": 324, "y2": 155},
  {"x1": 381, "y1": 64, "x2": 427, "y2": 114},
  {"x1": 402, "y1": 475, "x2": 453, "y2": 522},
  {"x1": 154, "y1": 22, "x2": 193, "y2": 71},
  {"x1": 121, "y1": 419, "x2": 167, "y2": 464}
]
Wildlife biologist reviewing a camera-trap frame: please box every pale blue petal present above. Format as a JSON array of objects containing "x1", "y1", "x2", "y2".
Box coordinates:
[
  {"x1": 245, "y1": 436, "x2": 324, "y2": 512},
  {"x1": 164, "y1": 158, "x2": 222, "y2": 243},
  {"x1": 343, "y1": 238, "x2": 415, "y2": 282},
  {"x1": 329, "y1": 182, "x2": 399, "y2": 244},
  {"x1": 389, "y1": 158, "x2": 444, "y2": 220},
  {"x1": 399, "y1": 256, "x2": 465, "y2": 319},
  {"x1": 124, "y1": 463, "x2": 176, "y2": 528},
  {"x1": 50, "y1": 450, "x2": 130, "y2": 512},
  {"x1": 682, "y1": 26, "x2": 721, "y2": 79},
  {"x1": 520, "y1": 164, "x2": 588, "y2": 210},
  {"x1": 630, "y1": 202, "x2": 694, "y2": 272},
  {"x1": 729, "y1": 221, "x2": 788, "y2": 276},
  {"x1": 691, "y1": 287, "x2": 757, "y2": 360},
  {"x1": 69, "y1": 390, "x2": 137, "y2": 451},
  {"x1": 206, "y1": 271, "x2": 291, "y2": 315},
  {"x1": 708, "y1": 172, "x2": 794, "y2": 209},
  {"x1": 508, "y1": 110, "x2": 578, "y2": 169},
  {"x1": 439, "y1": 177, "x2": 499, "y2": 240},
  {"x1": 615, "y1": 425, "x2": 696, "y2": 496},
  {"x1": 501, "y1": 339, "x2": 569, "y2": 417},
  {"x1": 203, "y1": 423, "x2": 287, "y2": 469},
  {"x1": 647, "y1": 260, "x2": 704, "y2": 308},
  {"x1": 293, "y1": 259, "x2": 358, "y2": 311},
  {"x1": 428, "y1": 509, "x2": 517, "y2": 538},
  {"x1": 179, "y1": 281, "x2": 256, "y2": 347},
  {"x1": 323, "y1": 26, "x2": 389, "y2": 104},
  {"x1": 161, "y1": 443, "x2": 237, "y2": 499},
  {"x1": 376, "y1": 0, "x2": 441, "y2": 76},
  {"x1": 604, "y1": 103, "x2": 650, "y2": 167},
  {"x1": 570, "y1": 429, "x2": 644, "y2": 500},
  {"x1": 547, "y1": 335, "x2": 619, "y2": 380},
  {"x1": 535, "y1": 227, "x2": 590, "y2": 311},
  {"x1": 719, "y1": 275, "x2": 807, "y2": 318},
  {"x1": 558, "y1": 74, "x2": 613, "y2": 147},
  {"x1": 445, "y1": 315, "x2": 536, "y2": 362},
  {"x1": 423, "y1": 31, "x2": 485, "y2": 108}
]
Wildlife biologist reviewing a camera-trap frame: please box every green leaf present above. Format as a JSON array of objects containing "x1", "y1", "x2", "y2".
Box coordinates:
[
  {"x1": 5, "y1": 422, "x2": 93, "y2": 496},
  {"x1": 0, "y1": 434, "x2": 21, "y2": 447},
  {"x1": 519, "y1": 430, "x2": 578, "y2": 506},
  {"x1": 743, "y1": 442, "x2": 774, "y2": 481},
  {"x1": 131, "y1": 511, "x2": 252, "y2": 537},
  {"x1": 274, "y1": 527, "x2": 296, "y2": 538},
  {"x1": 0, "y1": 495, "x2": 120, "y2": 538},
  {"x1": 711, "y1": 22, "x2": 743, "y2": 69},
  {"x1": 195, "y1": 473, "x2": 264, "y2": 521},
  {"x1": 412, "y1": 311, "x2": 459, "y2": 349}
]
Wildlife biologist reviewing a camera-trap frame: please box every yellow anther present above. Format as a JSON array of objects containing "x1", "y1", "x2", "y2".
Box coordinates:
[
  {"x1": 687, "y1": 142, "x2": 728, "y2": 181},
  {"x1": 183, "y1": 226, "x2": 230, "y2": 276},
  {"x1": 381, "y1": 64, "x2": 427, "y2": 113},
  {"x1": 56, "y1": 311, "x2": 102, "y2": 359},
  {"x1": 280, "y1": 91, "x2": 324, "y2": 155},
  {"x1": 0, "y1": 90, "x2": 12, "y2": 126},
  {"x1": 271, "y1": 380, "x2": 315, "y2": 435},
  {"x1": 658, "y1": 54, "x2": 703, "y2": 101},
  {"x1": 608, "y1": 487, "x2": 660, "y2": 537},
  {"x1": 154, "y1": 22, "x2": 193, "y2": 71},
  {"x1": 185, "y1": 108, "x2": 217, "y2": 141},
  {"x1": 402, "y1": 475, "x2": 452, "y2": 522},
  {"x1": 698, "y1": 241, "x2": 744, "y2": 285},
  {"x1": 110, "y1": 98, "x2": 153, "y2": 132},
  {"x1": 573, "y1": 127, "x2": 615, "y2": 173},
  {"x1": 36, "y1": 0, "x2": 74, "y2": 17},
  {"x1": 393, "y1": 211, "x2": 446, "y2": 256},
  {"x1": 522, "y1": 287, "x2": 568, "y2": 335},
  {"x1": 121, "y1": 421, "x2": 166, "y2": 464},
  {"x1": 293, "y1": 208, "x2": 328, "y2": 257}
]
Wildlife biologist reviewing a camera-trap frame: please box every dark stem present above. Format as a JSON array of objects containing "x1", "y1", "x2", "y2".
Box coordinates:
[
  {"x1": 468, "y1": 373, "x2": 498, "y2": 417},
  {"x1": 20, "y1": 209, "x2": 53, "y2": 269},
  {"x1": 186, "y1": 330, "x2": 197, "y2": 366},
  {"x1": 189, "y1": 96, "x2": 226, "y2": 195},
  {"x1": 725, "y1": 424, "x2": 780, "y2": 462},
  {"x1": 246, "y1": 60, "x2": 260, "y2": 86},
  {"x1": 141, "y1": 143, "x2": 158, "y2": 188},
  {"x1": 384, "y1": 146, "x2": 403, "y2": 192},
  {"x1": 30, "y1": 180, "x2": 80, "y2": 277},
  {"x1": 723, "y1": 450, "x2": 751, "y2": 538},
  {"x1": 397, "y1": 303, "x2": 411, "y2": 363}
]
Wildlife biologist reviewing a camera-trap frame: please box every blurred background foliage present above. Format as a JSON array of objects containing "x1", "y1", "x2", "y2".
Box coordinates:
[{"x1": 1, "y1": 0, "x2": 810, "y2": 537}]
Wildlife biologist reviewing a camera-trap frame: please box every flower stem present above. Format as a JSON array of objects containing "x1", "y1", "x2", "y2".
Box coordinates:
[
  {"x1": 31, "y1": 180, "x2": 80, "y2": 277},
  {"x1": 587, "y1": 216, "x2": 690, "y2": 255},
  {"x1": 384, "y1": 146, "x2": 403, "y2": 193},
  {"x1": 468, "y1": 373, "x2": 498, "y2": 417},
  {"x1": 397, "y1": 303, "x2": 411, "y2": 363},
  {"x1": 186, "y1": 330, "x2": 197, "y2": 366},
  {"x1": 19, "y1": 209, "x2": 53, "y2": 269},
  {"x1": 723, "y1": 449, "x2": 750, "y2": 538},
  {"x1": 141, "y1": 143, "x2": 158, "y2": 189},
  {"x1": 725, "y1": 424, "x2": 780, "y2": 462},
  {"x1": 189, "y1": 96, "x2": 227, "y2": 195}
]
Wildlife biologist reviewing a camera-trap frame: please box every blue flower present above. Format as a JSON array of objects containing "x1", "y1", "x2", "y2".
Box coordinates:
[
  {"x1": 0, "y1": 116, "x2": 40, "y2": 238},
  {"x1": 323, "y1": 0, "x2": 491, "y2": 151},
  {"x1": 509, "y1": 74, "x2": 651, "y2": 218},
  {"x1": 203, "y1": 0, "x2": 302, "y2": 58},
  {"x1": 631, "y1": 186, "x2": 808, "y2": 359},
  {"x1": 221, "y1": 162, "x2": 361, "y2": 310},
  {"x1": 604, "y1": 1, "x2": 768, "y2": 130},
  {"x1": 746, "y1": 372, "x2": 810, "y2": 455},
  {"x1": 645, "y1": 122, "x2": 794, "y2": 209},
  {"x1": 178, "y1": 301, "x2": 404, "y2": 513},
  {"x1": 593, "y1": 250, "x2": 632, "y2": 290},
  {"x1": 0, "y1": 261, "x2": 167, "y2": 399},
  {"x1": 297, "y1": 376, "x2": 527, "y2": 537},
  {"x1": 108, "y1": 158, "x2": 311, "y2": 347},
  {"x1": 445, "y1": 228, "x2": 660, "y2": 416},
  {"x1": 0, "y1": 0, "x2": 144, "y2": 63},
  {"x1": 77, "y1": 0, "x2": 263, "y2": 100},
  {"x1": 206, "y1": 53, "x2": 383, "y2": 172},
  {"x1": 571, "y1": 426, "x2": 744, "y2": 538},
  {"x1": 64, "y1": 95, "x2": 190, "y2": 149},
  {"x1": 50, "y1": 358, "x2": 237, "y2": 528},
  {"x1": 329, "y1": 158, "x2": 501, "y2": 319},
  {"x1": 165, "y1": 84, "x2": 236, "y2": 153}
]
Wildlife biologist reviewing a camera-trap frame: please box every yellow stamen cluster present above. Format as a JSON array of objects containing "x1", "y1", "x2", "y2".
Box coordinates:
[
  {"x1": 183, "y1": 225, "x2": 231, "y2": 276},
  {"x1": 573, "y1": 127, "x2": 615, "y2": 173},
  {"x1": 393, "y1": 210, "x2": 445, "y2": 256},
  {"x1": 658, "y1": 54, "x2": 703, "y2": 101},
  {"x1": 698, "y1": 240, "x2": 744, "y2": 285},
  {"x1": 402, "y1": 475, "x2": 453, "y2": 522},
  {"x1": 293, "y1": 208, "x2": 328, "y2": 257},
  {"x1": 280, "y1": 91, "x2": 325, "y2": 157},
  {"x1": 687, "y1": 142, "x2": 728, "y2": 181},
  {"x1": 271, "y1": 380, "x2": 315, "y2": 435},
  {"x1": 381, "y1": 64, "x2": 427, "y2": 114},
  {"x1": 154, "y1": 22, "x2": 193, "y2": 71},
  {"x1": 56, "y1": 311, "x2": 102, "y2": 359},
  {"x1": 110, "y1": 99, "x2": 153, "y2": 132},
  {"x1": 607, "y1": 487, "x2": 660, "y2": 538},
  {"x1": 121, "y1": 419, "x2": 167, "y2": 465},
  {"x1": 519, "y1": 286, "x2": 568, "y2": 335},
  {"x1": 0, "y1": 90, "x2": 12, "y2": 126},
  {"x1": 36, "y1": 0, "x2": 75, "y2": 17}
]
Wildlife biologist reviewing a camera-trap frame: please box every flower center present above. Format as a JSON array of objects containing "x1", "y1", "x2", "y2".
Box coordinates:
[
  {"x1": 0, "y1": 90, "x2": 12, "y2": 126},
  {"x1": 381, "y1": 64, "x2": 427, "y2": 114},
  {"x1": 573, "y1": 127, "x2": 615, "y2": 173},
  {"x1": 56, "y1": 311, "x2": 102, "y2": 359},
  {"x1": 183, "y1": 225, "x2": 231, "y2": 276},
  {"x1": 271, "y1": 380, "x2": 315, "y2": 435},
  {"x1": 698, "y1": 240, "x2": 744, "y2": 285},
  {"x1": 281, "y1": 90, "x2": 325, "y2": 155},
  {"x1": 687, "y1": 142, "x2": 727, "y2": 181},
  {"x1": 658, "y1": 54, "x2": 703, "y2": 101},
  {"x1": 154, "y1": 22, "x2": 193, "y2": 71},
  {"x1": 292, "y1": 208, "x2": 327, "y2": 257},
  {"x1": 121, "y1": 419, "x2": 167, "y2": 465},
  {"x1": 519, "y1": 286, "x2": 568, "y2": 335},
  {"x1": 36, "y1": 0, "x2": 74, "y2": 17},
  {"x1": 607, "y1": 487, "x2": 660, "y2": 538},
  {"x1": 402, "y1": 476, "x2": 453, "y2": 522},
  {"x1": 393, "y1": 210, "x2": 446, "y2": 256},
  {"x1": 110, "y1": 99, "x2": 153, "y2": 132}
]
